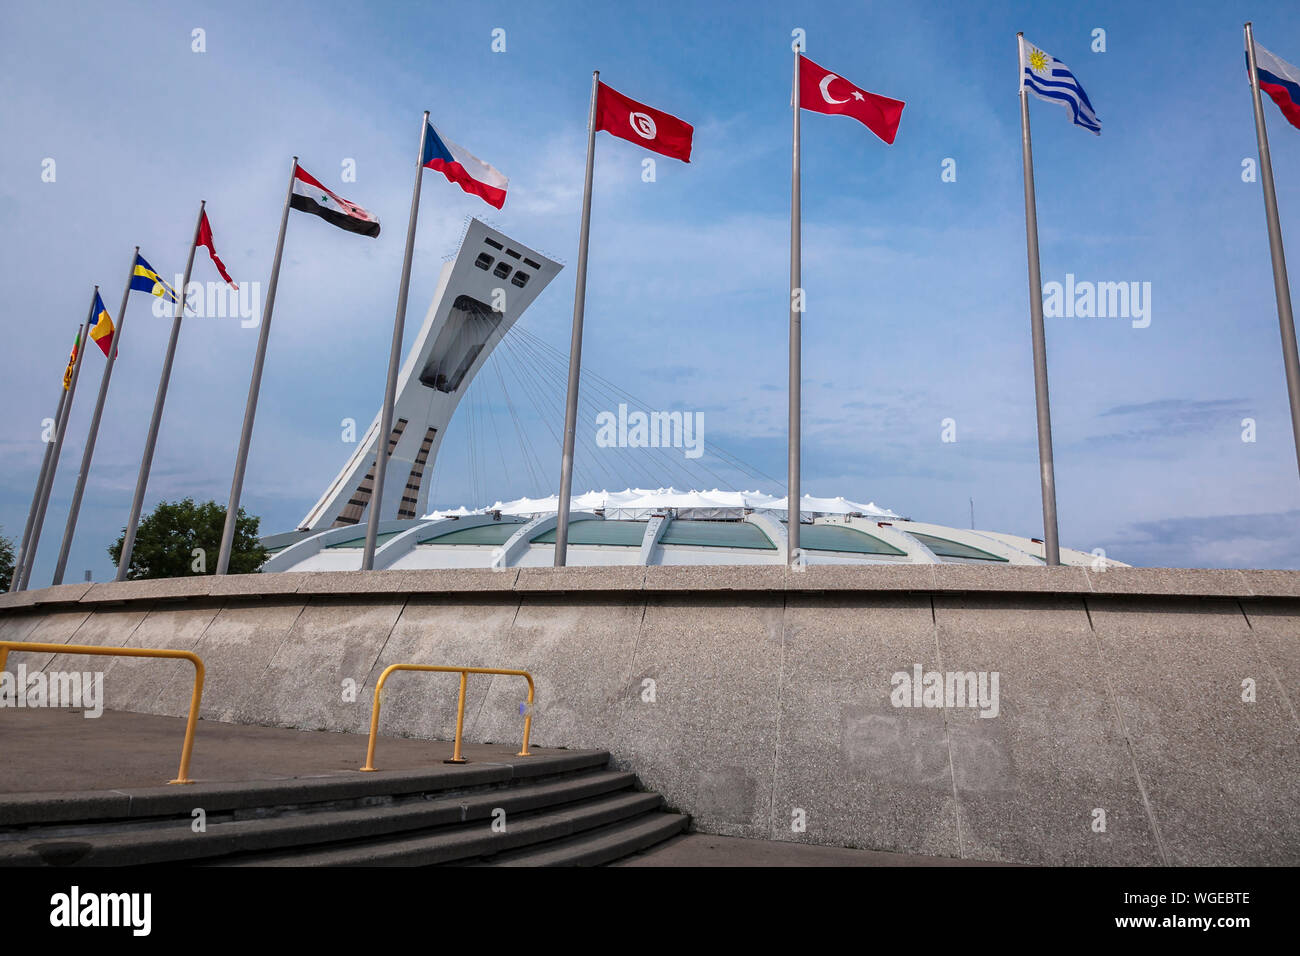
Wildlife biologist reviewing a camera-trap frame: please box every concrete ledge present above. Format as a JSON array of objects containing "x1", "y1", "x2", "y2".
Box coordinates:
[
  {"x1": 81, "y1": 577, "x2": 217, "y2": 604},
  {"x1": 1083, "y1": 567, "x2": 1250, "y2": 596},
  {"x1": 932, "y1": 564, "x2": 1092, "y2": 593},
  {"x1": 0, "y1": 582, "x2": 94, "y2": 610},
  {"x1": 515, "y1": 566, "x2": 646, "y2": 592},
  {"x1": 643, "y1": 565, "x2": 790, "y2": 591},
  {"x1": 294, "y1": 568, "x2": 521, "y2": 594}
]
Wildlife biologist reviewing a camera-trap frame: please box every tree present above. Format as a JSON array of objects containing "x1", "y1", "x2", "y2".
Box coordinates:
[
  {"x1": 108, "y1": 498, "x2": 268, "y2": 579},
  {"x1": 0, "y1": 527, "x2": 14, "y2": 593}
]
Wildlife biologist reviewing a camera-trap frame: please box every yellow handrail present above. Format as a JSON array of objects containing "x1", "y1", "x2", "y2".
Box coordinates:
[
  {"x1": 0, "y1": 641, "x2": 205, "y2": 785},
  {"x1": 360, "y1": 665, "x2": 534, "y2": 772}
]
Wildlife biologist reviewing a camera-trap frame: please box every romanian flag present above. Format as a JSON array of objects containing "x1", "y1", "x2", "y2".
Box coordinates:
[
  {"x1": 89, "y1": 293, "x2": 115, "y2": 357},
  {"x1": 130, "y1": 253, "x2": 179, "y2": 302},
  {"x1": 62, "y1": 329, "x2": 80, "y2": 390}
]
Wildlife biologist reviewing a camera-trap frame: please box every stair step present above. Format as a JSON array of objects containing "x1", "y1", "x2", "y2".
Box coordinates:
[
  {"x1": 469, "y1": 811, "x2": 690, "y2": 867},
  {"x1": 219, "y1": 791, "x2": 664, "y2": 867},
  {"x1": 0, "y1": 770, "x2": 637, "y2": 867}
]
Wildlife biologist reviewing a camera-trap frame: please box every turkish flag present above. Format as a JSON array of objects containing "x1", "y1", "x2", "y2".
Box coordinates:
[
  {"x1": 798, "y1": 55, "x2": 904, "y2": 145},
  {"x1": 594, "y1": 81, "x2": 694, "y2": 162}
]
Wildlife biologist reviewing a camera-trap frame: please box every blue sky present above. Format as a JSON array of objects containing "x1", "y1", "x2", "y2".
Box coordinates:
[{"x1": 5, "y1": 0, "x2": 1300, "y2": 580}]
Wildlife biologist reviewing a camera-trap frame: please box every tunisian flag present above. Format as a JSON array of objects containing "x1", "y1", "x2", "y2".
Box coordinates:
[
  {"x1": 798, "y1": 55, "x2": 905, "y2": 145},
  {"x1": 594, "y1": 81, "x2": 694, "y2": 162}
]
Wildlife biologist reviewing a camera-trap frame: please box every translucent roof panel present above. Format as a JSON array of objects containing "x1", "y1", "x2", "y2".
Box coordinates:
[
  {"x1": 532, "y1": 521, "x2": 647, "y2": 547},
  {"x1": 799, "y1": 524, "x2": 907, "y2": 556},
  {"x1": 660, "y1": 520, "x2": 776, "y2": 550},
  {"x1": 325, "y1": 529, "x2": 408, "y2": 550},
  {"x1": 420, "y1": 522, "x2": 526, "y2": 546},
  {"x1": 908, "y1": 532, "x2": 1008, "y2": 562}
]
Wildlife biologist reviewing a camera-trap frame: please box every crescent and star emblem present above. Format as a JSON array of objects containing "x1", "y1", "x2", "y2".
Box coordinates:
[{"x1": 819, "y1": 73, "x2": 867, "y2": 105}]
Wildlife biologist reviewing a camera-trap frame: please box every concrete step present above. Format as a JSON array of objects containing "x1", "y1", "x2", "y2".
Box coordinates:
[
  {"x1": 467, "y1": 810, "x2": 691, "y2": 867},
  {"x1": 220, "y1": 790, "x2": 667, "y2": 867},
  {"x1": 0, "y1": 769, "x2": 639, "y2": 867}
]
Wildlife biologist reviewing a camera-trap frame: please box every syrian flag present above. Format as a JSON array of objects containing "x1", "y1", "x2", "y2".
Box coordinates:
[
  {"x1": 422, "y1": 122, "x2": 509, "y2": 209},
  {"x1": 290, "y1": 164, "x2": 381, "y2": 237}
]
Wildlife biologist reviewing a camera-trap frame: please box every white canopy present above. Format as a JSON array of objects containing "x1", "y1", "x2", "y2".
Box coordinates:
[{"x1": 425, "y1": 488, "x2": 898, "y2": 522}]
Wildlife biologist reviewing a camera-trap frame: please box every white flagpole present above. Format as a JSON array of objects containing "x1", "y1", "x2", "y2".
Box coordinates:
[
  {"x1": 116, "y1": 202, "x2": 205, "y2": 580},
  {"x1": 1017, "y1": 33, "x2": 1062, "y2": 565},
  {"x1": 362, "y1": 112, "x2": 431, "y2": 572},
  {"x1": 216, "y1": 157, "x2": 297, "y2": 575},
  {"x1": 554, "y1": 70, "x2": 600, "y2": 567},
  {"x1": 52, "y1": 251, "x2": 138, "y2": 585},
  {"x1": 1245, "y1": 22, "x2": 1300, "y2": 480},
  {"x1": 788, "y1": 48, "x2": 802, "y2": 565}
]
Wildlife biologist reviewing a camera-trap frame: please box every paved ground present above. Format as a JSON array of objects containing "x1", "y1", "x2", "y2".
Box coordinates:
[
  {"x1": 0, "y1": 708, "x2": 569, "y2": 793},
  {"x1": 614, "y1": 833, "x2": 1007, "y2": 866}
]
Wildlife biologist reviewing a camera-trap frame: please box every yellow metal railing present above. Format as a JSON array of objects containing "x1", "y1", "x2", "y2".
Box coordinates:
[
  {"x1": 0, "y1": 641, "x2": 205, "y2": 785},
  {"x1": 360, "y1": 665, "x2": 534, "y2": 771}
]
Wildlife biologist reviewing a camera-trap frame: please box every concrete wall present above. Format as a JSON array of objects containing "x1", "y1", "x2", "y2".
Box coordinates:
[{"x1": 2, "y1": 565, "x2": 1298, "y2": 865}]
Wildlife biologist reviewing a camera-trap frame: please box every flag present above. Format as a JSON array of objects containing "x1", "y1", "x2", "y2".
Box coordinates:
[
  {"x1": 89, "y1": 293, "x2": 115, "y2": 357},
  {"x1": 62, "y1": 329, "x2": 79, "y2": 390},
  {"x1": 130, "y1": 254, "x2": 179, "y2": 302},
  {"x1": 594, "y1": 82, "x2": 693, "y2": 162},
  {"x1": 797, "y1": 55, "x2": 905, "y2": 145},
  {"x1": 290, "y1": 164, "x2": 381, "y2": 237},
  {"x1": 1251, "y1": 42, "x2": 1300, "y2": 131},
  {"x1": 198, "y1": 210, "x2": 237, "y2": 288},
  {"x1": 1020, "y1": 38, "x2": 1101, "y2": 134},
  {"x1": 422, "y1": 122, "x2": 509, "y2": 209}
]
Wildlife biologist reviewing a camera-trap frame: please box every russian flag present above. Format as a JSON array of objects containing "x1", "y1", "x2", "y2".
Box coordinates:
[
  {"x1": 1254, "y1": 42, "x2": 1300, "y2": 131},
  {"x1": 422, "y1": 122, "x2": 508, "y2": 209}
]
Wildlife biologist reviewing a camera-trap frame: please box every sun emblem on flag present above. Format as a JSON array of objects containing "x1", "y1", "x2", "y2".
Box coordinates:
[{"x1": 1028, "y1": 49, "x2": 1049, "y2": 73}]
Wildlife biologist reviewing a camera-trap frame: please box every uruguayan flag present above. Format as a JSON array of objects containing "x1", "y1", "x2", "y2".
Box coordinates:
[{"x1": 1021, "y1": 37, "x2": 1101, "y2": 134}]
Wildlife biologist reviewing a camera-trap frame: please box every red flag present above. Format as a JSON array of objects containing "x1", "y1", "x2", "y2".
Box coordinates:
[
  {"x1": 798, "y1": 55, "x2": 905, "y2": 145},
  {"x1": 198, "y1": 210, "x2": 237, "y2": 289},
  {"x1": 594, "y1": 81, "x2": 694, "y2": 162}
]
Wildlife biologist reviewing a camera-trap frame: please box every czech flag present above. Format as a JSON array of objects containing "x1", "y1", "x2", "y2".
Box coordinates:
[
  {"x1": 1253, "y1": 42, "x2": 1300, "y2": 131},
  {"x1": 89, "y1": 293, "x2": 115, "y2": 357},
  {"x1": 422, "y1": 121, "x2": 508, "y2": 209}
]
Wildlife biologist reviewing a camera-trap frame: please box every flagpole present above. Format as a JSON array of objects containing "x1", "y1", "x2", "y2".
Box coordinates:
[
  {"x1": 17, "y1": 295, "x2": 95, "y2": 590},
  {"x1": 361, "y1": 113, "x2": 431, "y2": 572},
  {"x1": 52, "y1": 251, "x2": 139, "y2": 586},
  {"x1": 216, "y1": 158, "x2": 297, "y2": 576},
  {"x1": 788, "y1": 49, "x2": 802, "y2": 565},
  {"x1": 1017, "y1": 33, "x2": 1061, "y2": 566},
  {"x1": 554, "y1": 70, "x2": 600, "y2": 567},
  {"x1": 1245, "y1": 22, "x2": 1300, "y2": 480},
  {"x1": 8, "y1": 332, "x2": 75, "y2": 590},
  {"x1": 10, "y1": 321, "x2": 82, "y2": 590},
  {"x1": 115, "y1": 202, "x2": 205, "y2": 581}
]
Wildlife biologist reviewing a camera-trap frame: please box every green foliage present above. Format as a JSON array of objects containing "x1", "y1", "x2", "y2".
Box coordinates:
[
  {"x1": 0, "y1": 527, "x2": 15, "y2": 593},
  {"x1": 108, "y1": 498, "x2": 268, "y2": 579}
]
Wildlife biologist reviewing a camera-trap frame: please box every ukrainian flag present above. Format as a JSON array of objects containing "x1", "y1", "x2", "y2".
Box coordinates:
[
  {"x1": 89, "y1": 293, "x2": 115, "y2": 357},
  {"x1": 130, "y1": 253, "x2": 179, "y2": 302}
]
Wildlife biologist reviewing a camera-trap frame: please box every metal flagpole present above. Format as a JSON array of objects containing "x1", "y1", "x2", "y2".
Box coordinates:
[
  {"x1": 554, "y1": 70, "x2": 600, "y2": 567},
  {"x1": 362, "y1": 113, "x2": 431, "y2": 572},
  {"x1": 116, "y1": 202, "x2": 205, "y2": 581},
  {"x1": 10, "y1": 333, "x2": 76, "y2": 589},
  {"x1": 1245, "y1": 22, "x2": 1300, "y2": 481},
  {"x1": 52, "y1": 251, "x2": 139, "y2": 586},
  {"x1": 216, "y1": 158, "x2": 297, "y2": 576},
  {"x1": 18, "y1": 296, "x2": 94, "y2": 590},
  {"x1": 1017, "y1": 32, "x2": 1061, "y2": 566},
  {"x1": 788, "y1": 49, "x2": 802, "y2": 565}
]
